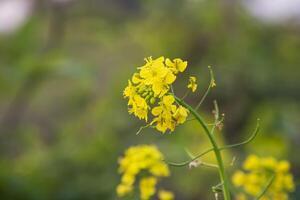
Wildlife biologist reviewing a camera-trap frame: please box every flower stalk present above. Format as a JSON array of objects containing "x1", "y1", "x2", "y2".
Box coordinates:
[{"x1": 174, "y1": 96, "x2": 231, "y2": 200}]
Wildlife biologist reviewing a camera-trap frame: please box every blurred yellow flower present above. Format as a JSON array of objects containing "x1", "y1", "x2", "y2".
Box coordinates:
[
  {"x1": 140, "y1": 176, "x2": 157, "y2": 200},
  {"x1": 243, "y1": 154, "x2": 260, "y2": 170},
  {"x1": 116, "y1": 145, "x2": 174, "y2": 199},
  {"x1": 158, "y1": 190, "x2": 174, "y2": 200},
  {"x1": 232, "y1": 170, "x2": 246, "y2": 187},
  {"x1": 187, "y1": 76, "x2": 197, "y2": 92},
  {"x1": 232, "y1": 155, "x2": 295, "y2": 200}
]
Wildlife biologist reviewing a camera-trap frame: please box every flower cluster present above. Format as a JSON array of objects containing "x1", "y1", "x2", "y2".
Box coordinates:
[
  {"x1": 116, "y1": 145, "x2": 174, "y2": 200},
  {"x1": 187, "y1": 76, "x2": 197, "y2": 92},
  {"x1": 123, "y1": 56, "x2": 192, "y2": 133},
  {"x1": 232, "y1": 155, "x2": 295, "y2": 200}
]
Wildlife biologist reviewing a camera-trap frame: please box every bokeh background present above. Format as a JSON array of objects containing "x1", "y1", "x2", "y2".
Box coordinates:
[{"x1": 0, "y1": 0, "x2": 299, "y2": 199}]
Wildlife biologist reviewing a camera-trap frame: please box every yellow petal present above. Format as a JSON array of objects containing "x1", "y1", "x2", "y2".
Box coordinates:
[
  {"x1": 165, "y1": 72, "x2": 176, "y2": 84},
  {"x1": 152, "y1": 107, "x2": 163, "y2": 116},
  {"x1": 162, "y1": 95, "x2": 175, "y2": 105},
  {"x1": 165, "y1": 58, "x2": 173, "y2": 67}
]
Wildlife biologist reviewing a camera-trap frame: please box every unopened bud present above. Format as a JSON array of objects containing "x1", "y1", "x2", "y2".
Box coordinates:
[
  {"x1": 150, "y1": 97, "x2": 156, "y2": 104},
  {"x1": 142, "y1": 91, "x2": 148, "y2": 97},
  {"x1": 145, "y1": 95, "x2": 151, "y2": 101}
]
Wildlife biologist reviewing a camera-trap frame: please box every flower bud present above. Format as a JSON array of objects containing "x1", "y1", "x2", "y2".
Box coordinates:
[
  {"x1": 150, "y1": 97, "x2": 156, "y2": 104},
  {"x1": 142, "y1": 91, "x2": 148, "y2": 97}
]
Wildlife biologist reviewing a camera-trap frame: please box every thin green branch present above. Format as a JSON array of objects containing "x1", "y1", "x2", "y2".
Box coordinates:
[
  {"x1": 136, "y1": 124, "x2": 154, "y2": 135},
  {"x1": 166, "y1": 147, "x2": 214, "y2": 167},
  {"x1": 219, "y1": 119, "x2": 260, "y2": 151},
  {"x1": 200, "y1": 161, "x2": 219, "y2": 169},
  {"x1": 254, "y1": 174, "x2": 275, "y2": 200},
  {"x1": 166, "y1": 119, "x2": 259, "y2": 167},
  {"x1": 195, "y1": 80, "x2": 212, "y2": 110},
  {"x1": 181, "y1": 89, "x2": 190, "y2": 100},
  {"x1": 195, "y1": 66, "x2": 216, "y2": 110}
]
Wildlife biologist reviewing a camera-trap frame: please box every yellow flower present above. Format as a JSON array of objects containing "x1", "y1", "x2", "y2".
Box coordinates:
[
  {"x1": 139, "y1": 177, "x2": 157, "y2": 200},
  {"x1": 165, "y1": 58, "x2": 187, "y2": 74},
  {"x1": 173, "y1": 106, "x2": 189, "y2": 124},
  {"x1": 128, "y1": 95, "x2": 149, "y2": 121},
  {"x1": 117, "y1": 145, "x2": 171, "y2": 199},
  {"x1": 151, "y1": 95, "x2": 177, "y2": 133},
  {"x1": 139, "y1": 56, "x2": 176, "y2": 97},
  {"x1": 232, "y1": 155, "x2": 295, "y2": 200},
  {"x1": 187, "y1": 76, "x2": 197, "y2": 92},
  {"x1": 123, "y1": 80, "x2": 136, "y2": 105},
  {"x1": 124, "y1": 56, "x2": 191, "y2": 133},
  {"x1": 158, "y1": 190, "x2": 174, "y2": 200}
]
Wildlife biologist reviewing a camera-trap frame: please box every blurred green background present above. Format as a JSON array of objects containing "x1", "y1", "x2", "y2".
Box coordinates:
[{"x1": 0, "y1": 0, "x2": 299, "y2": 199}]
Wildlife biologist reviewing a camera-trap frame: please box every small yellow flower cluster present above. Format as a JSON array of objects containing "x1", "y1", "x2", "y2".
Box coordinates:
[
  {"x1": 123, "y1": 56, "x2": 192, "y2": 133},
  {"x1": 232, "y1": 155, "x2": 295, "y2": 200},
  {"x1": 187, "y1": 76, "x2": 197, "y2": 92},
  {"x1": 117, "y1": 145, "x2": 174, "y2": 200}
]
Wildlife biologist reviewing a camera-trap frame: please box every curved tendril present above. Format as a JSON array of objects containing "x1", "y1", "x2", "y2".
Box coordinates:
[
  {"x1": 165, "y1": 147, "x2": 214, "y2": 167},
  {"x1": 195, "y1": 66, "x2": 215, "y2": 110},
  {"x1": 219, "y1": 119, "x2": 260, "y2": 151},
  {"x1": 254, "y1": 174, "x2": 275, "y2": 200}
]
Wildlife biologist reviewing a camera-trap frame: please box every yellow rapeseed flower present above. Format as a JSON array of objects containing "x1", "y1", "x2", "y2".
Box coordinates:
[
  {"x1": 150, "y1": 95, "x2": 189, "y2": 133},
  {"x1": 123, "y1": 56, "x2": 190, "y2": 133},
  {"x1": 140, "y1": 57, "x2": 176, "y2": 97},
  {"x1": 151, "y1": 95, "x2": 177, "y2": 133},
  {"x1": 128, "y1": 95, "x2": 149, "y2": 121},
  {"x1": 187, "y1": 76, "x2": 197, "y2": 92},
  {"x1": 165, "y1": 58, "x2": 187, "y2": 74},
  {"x1": 173, "y1": 106, "x2": 189, "y2": 124}
]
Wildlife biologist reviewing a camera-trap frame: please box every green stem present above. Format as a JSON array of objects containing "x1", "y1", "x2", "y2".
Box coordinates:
[{"x1": 175, "y1": 96, "x2": 231, "y2": 200}]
